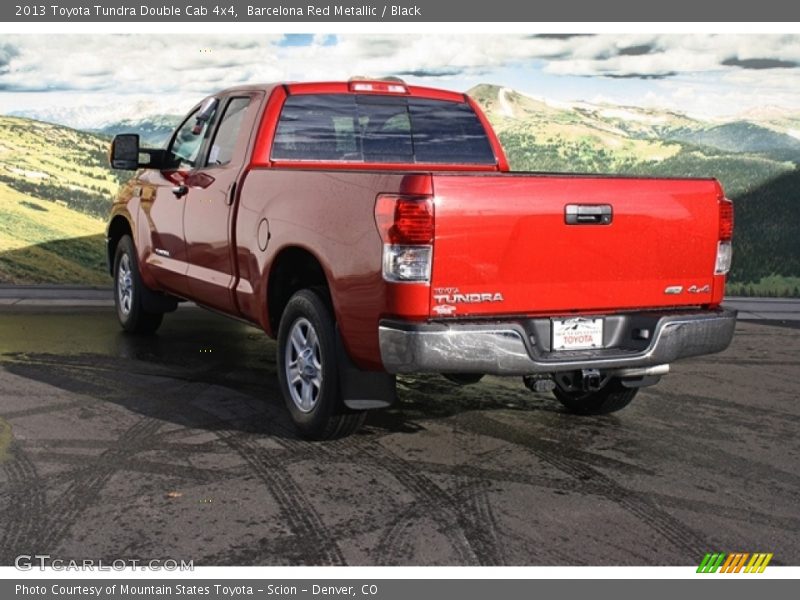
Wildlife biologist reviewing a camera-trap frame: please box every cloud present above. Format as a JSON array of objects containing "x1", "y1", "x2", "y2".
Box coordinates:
[
  {"x1": 1, "y1": 33, "x2": 799, "y2": 124},
  {"x1": 721, "y1": 57, "x2": 799, "y2": 69},
  {"x1": 604, "y1": 71, "x2": 677, "y2": 79},
  {"x1": 0, "y1": 34, "x2": 286, "y2": 98},
  {"x1": 0, "y1": 43, "x2": 19, "y2": 73},
  {"x1": 395, "y1": 68, "x2": 465, "y2": 78},
  {"x1": 4, "y1": 33, "x2": 800, "y2": 93},
  {"x1": 542, "y1": 34, "x2": 800, "y2": 78},
  {"x1": 617, "y1": 44, "x2": 655, "y2": 57},
  {"x1": 527, "y1": 34, "x2": 595, "y2": 40}
]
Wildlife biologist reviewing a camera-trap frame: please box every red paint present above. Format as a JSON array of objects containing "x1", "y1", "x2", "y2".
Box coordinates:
[
  {"x1": 430, "y1": 175, "x2": 723, "y2": 317},
  {"x1": 109, "y1": 81, "x2": 731, "y2": 372},
  {"x1": 251, "y1": 85, "x2": 286, "y2": 167},
  {"x1": 286, "y1": 81, "x2": 466, "y2": 103}
]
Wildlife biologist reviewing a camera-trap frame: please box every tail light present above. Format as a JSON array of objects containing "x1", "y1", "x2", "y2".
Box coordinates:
[
  {"x1": 715, "y1": 197, "x2": 734, "y2": 275},
  {"x1": 719, "y1": 198, "x2": 733, "y2": 241},
  {"x1": 348, "y1": 78, "x2": 409, "y2": 94},
  {"x1": 375, "y1": 194, "x2": 434, "y2": 282}
]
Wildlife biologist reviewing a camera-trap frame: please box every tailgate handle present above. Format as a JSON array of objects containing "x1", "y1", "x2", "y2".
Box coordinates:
[{"x1": 565, "y1": 204, "x2": 613, "y2": 225}]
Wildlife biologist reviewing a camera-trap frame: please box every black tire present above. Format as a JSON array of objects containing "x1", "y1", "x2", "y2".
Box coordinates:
[
  {"x1": 277, "y1": 289, "x2": 366, "y2": 440},
  {"x1": 553, "y1": 377, "x2": 638, "y2": 415},
  {"x1": 113, "y1": 235, "x2": 164, "y2": 334},
  {"x1": 443, "y1": 373, "x2": 484, "y2": 385}
]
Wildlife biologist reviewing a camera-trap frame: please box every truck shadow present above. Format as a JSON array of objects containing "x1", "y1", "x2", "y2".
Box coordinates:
[{"x1": 0, "y1": 307, "x2": 563, "y2": 443}]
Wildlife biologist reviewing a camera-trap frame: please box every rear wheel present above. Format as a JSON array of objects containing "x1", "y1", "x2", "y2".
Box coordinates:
[
  {"x1": 113, "y1": 235, "x2": 164, "y2": 334},
  {"x1": 277, "y1": 289, "x2": 366, "y2": 439},
  {"x1": 553, "y1": 377, "x2": 638, "y2": 415}
]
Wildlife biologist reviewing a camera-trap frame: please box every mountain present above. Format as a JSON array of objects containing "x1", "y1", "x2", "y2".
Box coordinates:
[
  {"x1": 11, "y1": 101, "x2": 184, "y2": 146},
  {"x1": 9, "y1": 98, "x2": 188, "y2": 133},
  {"x1": 93, "y1": 114, "x2": 182, "y2": 147},
  {"x1": 667, "y1": 122, "x2": 800, "y2": 162},
  {"x1": 0, "y1": 116, "x2": 122, "y2": 284},
  {"x1": 470, "y1": 85, "x2": 689, "y2": 173},
  {"x1": 468, "y1": 84, "x2": 800, "y2": 293},
  {"x1": 469, "y1": 84, "x2": 800, "y2": 165}
]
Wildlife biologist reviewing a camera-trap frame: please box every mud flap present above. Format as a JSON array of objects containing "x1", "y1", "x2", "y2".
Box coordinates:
[
  {"x1": 335, "y1": 327, "x2": 396, "y2": 410},
  {"x1": 140, "y1": 289, "x2": 179, "y2": 314}
]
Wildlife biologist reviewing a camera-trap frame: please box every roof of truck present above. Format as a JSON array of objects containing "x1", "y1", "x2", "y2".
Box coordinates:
[{"x1": 209, "y1": 80, "x2": 468, "y2": 103}]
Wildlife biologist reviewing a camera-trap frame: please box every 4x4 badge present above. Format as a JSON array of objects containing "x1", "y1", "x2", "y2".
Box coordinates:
[{"x1": 688, "y1": 284, "x2": 711, "y2": 293}]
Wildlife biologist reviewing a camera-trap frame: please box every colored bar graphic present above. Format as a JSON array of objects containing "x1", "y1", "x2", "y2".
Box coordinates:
[
  {"x1": 697, "y1": 553, "x2": 713, "y2": 573},
  {"x1": 745, "y1": 554, "x2": 760, "y2": 573},
  {"x1": 698, "y1": 553, "x2": 727, "y2": 573},
  {"x1": 700, "y1": 552, "x2": 773, "y2": 573},
  {"x1": 711, "y1": 553, "x2": 726, "y2": 573},
  {"x1": 720, "y1": 554, "x2": 736, "y2": 573},
  {"x1": 734, "y1": 553, "x2": 749, "y2": 573}
]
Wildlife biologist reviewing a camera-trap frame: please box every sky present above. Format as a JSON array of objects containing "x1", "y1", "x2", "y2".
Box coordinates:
[{"x1": 1, "y1": 33, "x2": 799, "y2": 128}]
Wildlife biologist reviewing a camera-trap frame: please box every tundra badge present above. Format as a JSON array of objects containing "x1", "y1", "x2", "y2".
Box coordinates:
[{"x1": 433, "y1": 290, "x2": 504, "y2": 304}]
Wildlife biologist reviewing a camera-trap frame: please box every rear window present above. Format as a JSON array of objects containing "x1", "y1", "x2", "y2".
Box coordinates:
[{"x1": 271, "y1": 94, "x2": 496, "y2": 165}]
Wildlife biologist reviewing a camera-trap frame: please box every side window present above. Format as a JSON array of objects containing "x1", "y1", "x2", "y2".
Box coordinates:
[
  {"x1": 207, "y1": 97, "x2": 251, "y2": 167},
  {"x1": 169, "y1": 105, "x2": 218, "y2": 168}
]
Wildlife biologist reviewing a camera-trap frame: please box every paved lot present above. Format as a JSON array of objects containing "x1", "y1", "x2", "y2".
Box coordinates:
[{"x1": 0, "y1": 307, "x2": 798, "y2": 566}]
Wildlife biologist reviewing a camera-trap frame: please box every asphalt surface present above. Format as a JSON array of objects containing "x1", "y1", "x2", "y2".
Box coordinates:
[{"x1": 0, "y1": 306, "x2": 798, "y2": 566}]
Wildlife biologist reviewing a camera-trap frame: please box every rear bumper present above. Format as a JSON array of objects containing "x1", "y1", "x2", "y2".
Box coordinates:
[{"x1": 378, "y1": 307, "x2": 737, "y2": 375}]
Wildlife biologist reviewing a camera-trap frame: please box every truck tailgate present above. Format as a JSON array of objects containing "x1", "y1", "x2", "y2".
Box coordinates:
[{"x1": 430, "y1": 174, "x2": 723, "y2": 317}]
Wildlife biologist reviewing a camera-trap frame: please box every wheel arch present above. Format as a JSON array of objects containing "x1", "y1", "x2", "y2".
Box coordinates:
[
  {"x1": 266, "y1": 245, "x2": 332, "y2": 336},
  {"x1": 106, "y1": 214, "x2": 134, "y2": 276},
  {"x1": 267, "y1": 245, "x2": 397, "y2": 413}
]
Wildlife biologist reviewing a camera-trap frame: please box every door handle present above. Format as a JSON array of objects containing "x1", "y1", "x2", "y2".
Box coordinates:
[
  {"x1": 172, "y1": 185, "x2": 188, "y2": 198},
  {"x1": 565, "y1": 204, "x2": 613, "y2": 225}
]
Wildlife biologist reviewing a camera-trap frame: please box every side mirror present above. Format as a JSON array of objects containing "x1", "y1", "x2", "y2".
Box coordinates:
[
  {"x1": 109, "y1": 134, "x2": 140, "y2": 170},
  {"x1": 109, "y1": 134, "x2": 170, "y2": 171}
]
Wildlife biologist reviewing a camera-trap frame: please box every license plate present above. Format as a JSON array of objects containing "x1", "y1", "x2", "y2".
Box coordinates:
[{"x1": 552, "y1": 317, "x2": 604, "y2": 350}]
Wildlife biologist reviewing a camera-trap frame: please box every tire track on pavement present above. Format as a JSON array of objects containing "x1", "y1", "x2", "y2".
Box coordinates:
[
  {"x1": 38, "y1": 417, "x2": 163, "y2": 552},
  {"x1": 455, "y1": 411, "x2": 716, "y2": 557},
  {"x1": 190, "y1": 403, "x2": 347, "y2": 566},
  {"x1": 358, "y1": 441, "x2": 498, "y2": 565},
  {"x1": 0, "y1": 447, "x2": 46, "y2": 564}
]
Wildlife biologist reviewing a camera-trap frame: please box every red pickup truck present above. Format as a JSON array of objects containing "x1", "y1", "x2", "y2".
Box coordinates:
[{"x1": 107, "y1": 78, "x2": 736, "y2": 439}]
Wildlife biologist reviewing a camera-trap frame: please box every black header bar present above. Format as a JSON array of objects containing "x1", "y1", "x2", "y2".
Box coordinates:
[{"x1": 4, "y1": 0, "x2": 800, "y2": 22}]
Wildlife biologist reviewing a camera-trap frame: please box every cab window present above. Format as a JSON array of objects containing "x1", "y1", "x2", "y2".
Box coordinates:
[
  {"x1": 206, "y1": 97, "x2": 251, "y2": 167},
  {"x1": 169, "y1": 104, "x2": 218, "y2": 168}
]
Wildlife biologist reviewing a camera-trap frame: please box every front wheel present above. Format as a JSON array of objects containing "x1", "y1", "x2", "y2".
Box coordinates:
[
  {"x1": 277, "y1": 289, "x2": 366, "y2": 439},
  {"x1": 553, "y1": 378, "x2": 638, "y2": 415},
  {"x1": 113, "y1": 235, "x2": 164, "y2": 334}
]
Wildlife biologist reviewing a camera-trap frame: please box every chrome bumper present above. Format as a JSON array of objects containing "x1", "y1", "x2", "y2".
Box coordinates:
[{"x1": 379, "y1": 308, "x2": 737, "y2": 375}]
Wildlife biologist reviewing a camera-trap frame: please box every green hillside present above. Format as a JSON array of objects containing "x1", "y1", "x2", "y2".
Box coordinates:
[{"x1": 0, "y1": 116, "x2": 122, "y2": 284}]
